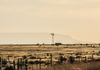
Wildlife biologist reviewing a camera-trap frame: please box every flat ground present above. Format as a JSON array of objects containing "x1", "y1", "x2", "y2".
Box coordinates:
[
  {"x1": 0, "y1": 45, "x2": 100, "y2": 56},
  {"x1": 0, "y1": 44, "x2": 100, "y2": 70}
]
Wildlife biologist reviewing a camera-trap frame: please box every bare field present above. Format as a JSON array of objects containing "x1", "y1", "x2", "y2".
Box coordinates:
[{"x1": 0, "y1": 45, "x2": 100, "y2": 56}]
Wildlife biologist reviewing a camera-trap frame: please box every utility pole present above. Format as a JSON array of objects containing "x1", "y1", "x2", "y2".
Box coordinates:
[{"x1": 50, "y1": 33, "x2": 55, "y2": 45}]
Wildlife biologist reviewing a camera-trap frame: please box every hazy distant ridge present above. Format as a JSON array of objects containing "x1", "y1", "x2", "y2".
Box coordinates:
[{"x1": 0, "y1": 33, "x2": 83, "y2": 44}]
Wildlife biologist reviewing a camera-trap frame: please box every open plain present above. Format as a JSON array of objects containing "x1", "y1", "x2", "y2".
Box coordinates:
[{"x1": 0, "y1": 44, "x2": 100, "y2": 70}]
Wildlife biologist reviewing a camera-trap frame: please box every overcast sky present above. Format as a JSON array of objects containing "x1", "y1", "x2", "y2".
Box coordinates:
[{"x1": 0, "y1": 0, "x2": 100, "y2": 43}]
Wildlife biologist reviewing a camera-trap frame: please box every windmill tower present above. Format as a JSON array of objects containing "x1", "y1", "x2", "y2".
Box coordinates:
[{"x1": 50, "y1": 33, "x2": 55, "y2": 45}]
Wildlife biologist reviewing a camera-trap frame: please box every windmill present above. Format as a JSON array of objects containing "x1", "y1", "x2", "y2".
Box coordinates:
[{"x1": 50, "y1": 33, "x2": 55, "y2": 45}]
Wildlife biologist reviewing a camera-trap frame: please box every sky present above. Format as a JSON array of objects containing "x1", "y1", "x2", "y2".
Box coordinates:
[{"x1": 0, "y1": 0, "x2": 100, "y2": 43}]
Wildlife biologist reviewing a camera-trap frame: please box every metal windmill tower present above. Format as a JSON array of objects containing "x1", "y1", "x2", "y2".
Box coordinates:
[{"x1": 50, "y1": 33, "x2": 55, "y2": 45}]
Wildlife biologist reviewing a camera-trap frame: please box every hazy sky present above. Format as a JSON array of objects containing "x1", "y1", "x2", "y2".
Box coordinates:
[{"x1": 0, "y1": 0, "x2": 100, "y2": 43}]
